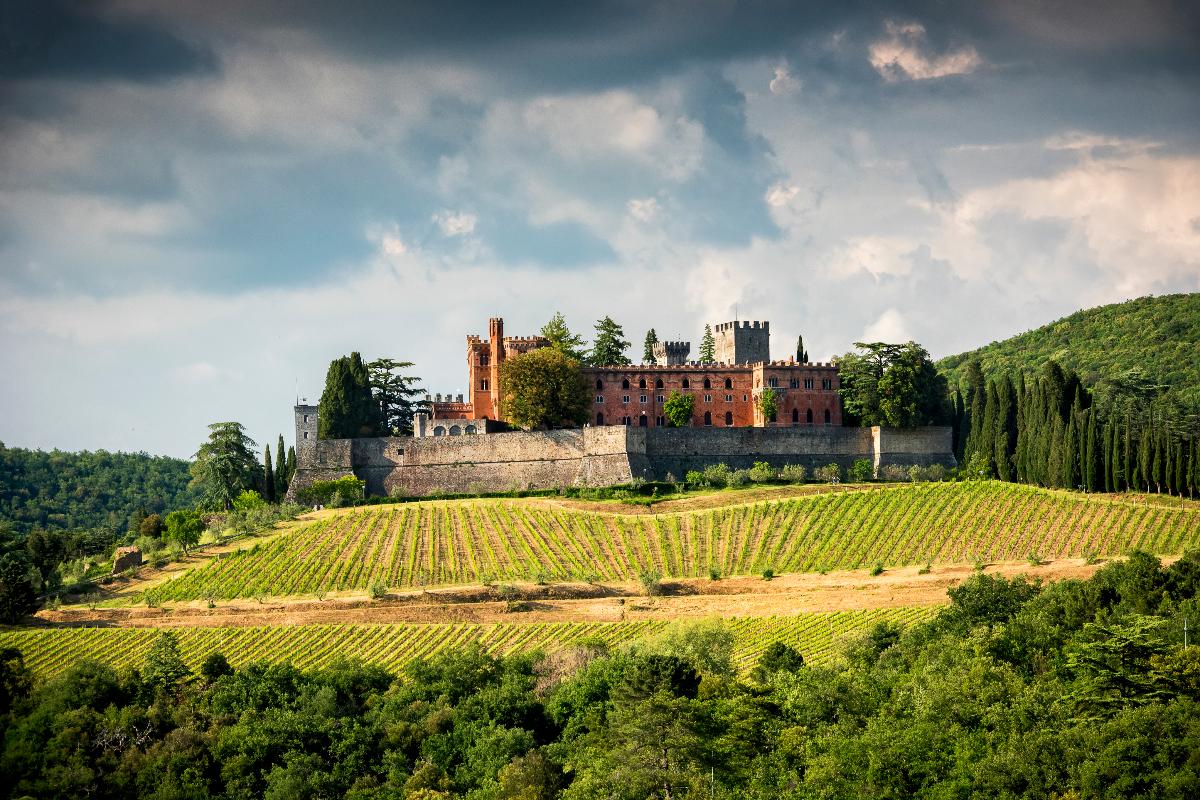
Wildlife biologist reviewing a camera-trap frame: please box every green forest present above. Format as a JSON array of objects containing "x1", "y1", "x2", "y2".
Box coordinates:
[
  {"x1": 0, "y1": 444, "x2": 197, "y2": 538},
  {"x1": 2, "y1": 551, "x2": 1198, "y2": 799},
  {"x1": 938, "y1": 293, "x2": 1200, "y2": 411}
]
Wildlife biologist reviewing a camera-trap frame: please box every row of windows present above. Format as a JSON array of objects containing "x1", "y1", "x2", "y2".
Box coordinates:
[{"x1": 595, "y1": 408, "x2": 832, "y2": 427}]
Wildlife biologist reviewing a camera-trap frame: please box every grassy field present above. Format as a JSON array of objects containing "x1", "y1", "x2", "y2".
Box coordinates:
[
  {"x1": 0, "y1": 607, "x2": 933, "y2": 680},
  {"x1": 142, "y1": 481, "x2": 1200, "y2": 601}
]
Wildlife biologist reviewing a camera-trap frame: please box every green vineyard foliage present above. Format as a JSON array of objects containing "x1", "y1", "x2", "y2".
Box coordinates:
[
  {"x1": 148, "y1": 481, "x2": 1200, "y2": 601},
  {"x1": 0, "y1": 608, "x2": 933, "y2": 680}
]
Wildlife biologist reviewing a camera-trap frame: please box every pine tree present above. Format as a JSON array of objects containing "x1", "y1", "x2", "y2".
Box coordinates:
[
  {"x1": 368, "y1": 358, "x2": 424, "y2": 435},
  {"x1": 262, "y1": 444, "x2": 275, "y2": 503},
  {"x1": 589, "y1": 317, "x2": 631, "y2": 366},
  {"x1": 275, "y1": 434, "x2": 287, "y2": 499},
  {"x1": 699, "y1": 325, "x2": 716, "y2": 363},
  {"x1": 318, "y1": 352, "x2": 380, "y2": 439},
  {"x1": 540, "y1": 312, "x2": 588, "y2": 362},
  {"x1": 643, "y1": 328, "x2": 659, "y2": 364}
]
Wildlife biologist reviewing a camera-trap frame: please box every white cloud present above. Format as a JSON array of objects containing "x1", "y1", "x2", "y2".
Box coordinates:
[
  {"x1": 869, "y1": 21, "x2": 982, "y2": 82},
  {"x1": 828, "y1": 236, "x2": 916, "y2": 279},
  {"x1": 769, "y1": 64, "x2": 801, "y2": 95},
  {"x1": 433, "y1": 210, "x2": 477, "y2": 237},
  {"x1": 626, "y1": 197, "x2": 662, "y2": 223},
  {"x1": 171, "y1": 362, "x2": 222, "y2": 384},
  {"x1": 764, "y1": 182, "x2": 800, "y2": 207},
  {"x1": 862, "y1": 308, "x2": 912, "y2": 342}
]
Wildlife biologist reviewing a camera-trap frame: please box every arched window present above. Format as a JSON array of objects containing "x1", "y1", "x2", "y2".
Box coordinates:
[
  {"x1": 596, "y1": 412, "x2": 605, "y2": 426},
  {"x1": 655, "y1": 378, "x2": 664, "y2": 389},
  {"x1": 724, "y1": 411, "x2": 733, "y2": 426},
  {"x1": 639, "y1": 415, "x2": 648, "y2": 427},
  {"x1": 704, "y1": 411, "x2": 712, "y2": 426},
  {"x1": 622, "y1": 378, "x2": 630, "y2": 390},
  {"x1": 596, "y1": 379, "x2": 603, "y2": 390},
  {"x1": 682, "y1": 378, "x2": 690, "y2": 389},
  {"x1": 449, "y1": 425, "x2": 461, "y2": 436},
  {"x1": 480, "y1": 354, "x2": 489, "y2": 366},
  {"x1": 703, "y1": 377, "x2": 711, "y2": 390},
  {"x1": 792, "y1": 408, "x2": 799, "y2": 425},
  {"x1": 724, "y1": 377, "x2": 732, "y2": 389},
  {"x1": 639, "y1": 378, "x2": 646, "y2": 389},
  {"x1": 824, "y1": 408, "x2": 831, "y2": 426},
  {"x1": 465, "y1": 425, "x2": 477, "y2": 434},
  {"x1": 433, "y1": 426, "x2": 446, "y2": 437},
  {"x1": 806, "y1": 409, "x2": 813, "y2": 425}
]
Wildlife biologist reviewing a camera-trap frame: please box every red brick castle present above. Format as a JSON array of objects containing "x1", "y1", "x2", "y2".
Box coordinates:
[{"x1": 429, "y1": 317, "x2": 841, "y2": 430}]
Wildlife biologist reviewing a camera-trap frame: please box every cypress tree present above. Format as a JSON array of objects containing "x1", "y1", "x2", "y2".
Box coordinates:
[
  {"x1": 1014, "y1": 373, "x2": 1028, "y2": 483},
  {"x1": 319, "y1": 352, "x2": 380, "y2": 439},
  {"x1": 262, "y1": 444, "x2": 275, "y2": 503},
  {"x1": 1047, "y1": 414, "x2": 1065, "y2": 489},
  {"x1": 977, "y1": 380, "x2": 998, "y2": 477},
  {"x1": 951, "y1": 390, "x2": 964, "y2": 462},
  {"x1": 275, "y1": 434, "x2": 287, "y2": 499},
  {"x1": 643, "y1": 328, "x2": 659, "y2": 364},
  {"x1": 1083, "y1": 410, "x2": 1096, "y2": 492},
  {"x1": 286, "y1": 446, "x2": 296, "y2": 484},
  {"x1": 1062, "y1": 412, "x2": 1079, "y2": 489},
  {"x1": 1124, "y1": 415, "x2": 1134, "y2": 493},
  {"x1": 796, "y1": 334, "x2": 807, "y2": 363},
  {"x1": 1105, "y1": 417, "x2": 1118, "y2": 492},
  {"x1": 1152, "y1": 429, "x2": 1165, "y2": 494},
  {"x1": 1137, "y1": 424, "x2": 1152, "y2": 492},
  {"x1": 963, "y1": 361, "x2": 986, "y2": 463},
  {"x1": 994, "y1": 376, "x2": 1018, "y2": 482},
  {"x1": 1174, "y1": 440, "x2": 1185, "y2": 497}
]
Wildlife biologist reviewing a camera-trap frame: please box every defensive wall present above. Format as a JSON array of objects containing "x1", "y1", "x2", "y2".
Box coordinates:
[{"x1": 287, "y1": 425, "x2": 955, "y2": 499}]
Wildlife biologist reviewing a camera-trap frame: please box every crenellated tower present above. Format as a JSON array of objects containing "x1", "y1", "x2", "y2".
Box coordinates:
[
  {"x1": 713, "y1": 320, "x2": 770, "y2": 364},
  {"x1": 652, "y1": 340, "x2": 691, "y2": 365}
]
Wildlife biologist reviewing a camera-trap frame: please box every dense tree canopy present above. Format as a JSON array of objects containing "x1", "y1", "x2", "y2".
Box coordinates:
[
  {"x1": 540, "y1": 312, "x2": 589, "y2": 363},
  {"x1": 836, "y1": 341, "x2": 951, "y2": 427},
  {"x1": 0, "y1": 444, "x2": 197, "y2": 538},
  {"x1": 367, "y1": 358, "x2": 425, "y2": 436},
  {"x1": 500, "y1": 348, "x2": 590, "y2": 430},
  {"x1": 189, "y1": 422, "x2": 261, "y2": 511},
  {"x1": 318, "y1": 352, "x2": 380, "y2": 439}
]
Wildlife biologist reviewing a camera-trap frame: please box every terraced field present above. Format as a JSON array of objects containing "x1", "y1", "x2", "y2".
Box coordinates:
[
  {"x1": 0, "y1": 607, "x2": 932, "y2": 680},
  {"x1": 147, "y1": 482, "x2": 1200, "y2": 601}
]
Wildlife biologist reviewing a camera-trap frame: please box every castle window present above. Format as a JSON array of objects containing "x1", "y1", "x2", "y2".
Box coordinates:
[
  {"x1": 303, "y1": 414, "x2": 309, "y2": 423},
  {"x1": 465, "y1": 426, "x2": 476, "y2": 434},
  {"x1": 804, "y1": 378, "x2": 814, "y2": 389},
  {"x1": 596, "y1": 412, "x2": 605, "y2": 425},
  {"x1": 434, "y1": 426, "x2": 446, "y2": 436},
  {"x1": 655, "y1": 378, "x2": 664, "y2": 389},
  {"x1": 704, "y1": 394, "x2": 712, "y2": 403},
  {"x1": 724, "y1": 411, "x2": 733, "y2": 426},
  {"x1": 682, "y1": 378, "x2": 690, "y2": 388},
  {"x1": 303, "y1": 431, "x2": 309, "y2": 439},
  {"x1": 480, "y1": 354, "x2": 489, "y2": 366},
  {"x1": 704, "y1": 411, "x2": 712, "y2": 426},
  {"x1": 639, "y1": 378, "x2": 646, "y2": 389},
  {"x1": 789, "y1": 378, "x2": 799, "y2": 389},
  {"x1": 703, "y1": 377, "x2": 711, "y2": 389},
  {"x1": 657, "y1": 395, "x2": 665, "y2": 403},
  {"x1": 656, "y1": 416, "x2": 665, "y2": 427},
  {"x1": 481, "y1": 379, "x2": 489, "y2": 391},
  {"x1": 596, "y1": 379, "x2": 603, "y2": 390},
  {"x1": 622, "y1": 378, "x2": 630, "y2": 390},
  {"x1": 596, "y1": 395, "x2": 605, "y2": 404},
  {"x1": 622, "y1": 395, "x2": 630, "y2": 404},
  {"x1": 824, "y1": 408, "x2": 832, "y2": 425},
  {"x1": 806, "y1": 409, "x2": 813, "y2": 425},
  {"x1": 640, "y1": 395, "x2": 647, "y2": 404},
  {"x1": 792, "y1": 408, "x2": 799, "y2": 425},
  {"x1": 822, "y1": 378, "x2": 833, "y2": 390},
  {"x1": 639, "y1": 415, "x2": 648, "y2": 427},
  {"x1": 725, "y1": 394, "x2": 733, "y2": 402},
  {"x1": 724, "y1": 378, "x2": 732, "y2": 389},
  {"x1": 622, "y1": 416, "x2": 632, "y2": 425},
  {"x1": 769, "y1": 377, "x2": 778, "y2": 388},
  {"x1": 449, "y1": 425, "x2": 462, "y2": 436},
  {"x1": 397, "y1": 447, "x2": 405, "y2": 455},
  {"x1": 743, "y1": 394, "x2": 748, "y2": 402}
]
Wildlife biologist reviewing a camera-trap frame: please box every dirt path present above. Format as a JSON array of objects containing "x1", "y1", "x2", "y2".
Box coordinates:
[{"x1": 37, "y1": 557, "x2": 1113, "y2": 629}]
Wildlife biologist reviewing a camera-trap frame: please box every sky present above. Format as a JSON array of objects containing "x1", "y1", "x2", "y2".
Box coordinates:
[{"x1": 1, "y1": 0, "x2": 1198, "y2": 459}]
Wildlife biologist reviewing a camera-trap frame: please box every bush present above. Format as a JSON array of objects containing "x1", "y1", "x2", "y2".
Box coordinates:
[
  {"x1": 748, "y1": 461, "x2": 777, "y2": 483},
  {"x1": 702, "y1": 463, "x2": 732, "y2": 488},
  {"x1": 814, "y1": 463, "x2": 842, "y2": 484},
  {"x1": 780, "y1": 464, "x2": 807, "y2": 483},
  {"x1": 708, "y1": 566, "x2": 721, "y2": 581},
  {"x1": 369, "y1": 580, "x2": 388, "y2": 600},
  {"x1": 638, "y1": 568, "x2": 663, "y2": 596},
  {"x1": 849, "y1": 459, "x2": 874, "y2": 483},
  {"x1": 685, "y1": 470, "x2": 705, "y2": 487},
  {"x1": 232, "y1": 490, "x2": 267, "y2": 512},
  {"x1": 870, "y1": 562, "x2": 885, "y2": 576},
  {"x1": 925, "y1": 463, "x2": 947, "y2": 482},
  {"x1": 879, "y1": 463, "x2": 909, "y2": 482},
  {"x1": 297, "y1": 476, "x2": 366, "y2": 506},
  {"x1": 727, "y1": 470, "x2": 751, "y2": 488},
  {"x1": 761, "y1": 568, "x2": 775, "y2": 581}
]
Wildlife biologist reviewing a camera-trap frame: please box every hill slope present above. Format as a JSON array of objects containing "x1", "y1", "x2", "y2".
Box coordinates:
[
  {"x1": 937, "y1": 293, "x2": 1200, "y2": 406},
  {"x1": 138, "y1": 483, "x2": 1200, "y2": 602},
  {"x1": 0, "y1": 444, "x2": 198, "y2": 537}
]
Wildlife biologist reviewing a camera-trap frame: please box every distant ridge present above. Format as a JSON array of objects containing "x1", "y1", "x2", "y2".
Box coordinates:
[{"x1": 938, "y1": 293, "x2": 1200, "y2": 408}]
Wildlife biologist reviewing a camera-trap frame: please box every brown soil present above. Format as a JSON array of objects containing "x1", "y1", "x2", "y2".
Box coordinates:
[{"x1": 37, "y1": 557, "x2": 1115, "y2": 630}]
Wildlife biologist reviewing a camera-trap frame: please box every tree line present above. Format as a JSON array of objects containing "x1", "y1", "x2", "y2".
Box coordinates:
[
  {"x1": 2, "y1": 550, "x2": 1199, "y2": 798},
  {"x1": 953, "y1": 359, "x2": 1200, "y2": 496}
]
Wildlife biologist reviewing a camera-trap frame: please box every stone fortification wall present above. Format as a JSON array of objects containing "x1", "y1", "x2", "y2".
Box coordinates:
[{"x1": 288, "y1": 425, "x2": 956, "y2": 499}]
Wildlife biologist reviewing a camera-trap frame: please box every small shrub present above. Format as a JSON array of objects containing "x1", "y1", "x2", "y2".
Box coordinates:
[
  {"x1": 44, "y1": 595, "x2": 62, "y2": 611},
  {"x1": 879, "y1": 463, "x2": 909, "y2": 482},
  {"x1": 685, "y1": 470, "x2": 705, "y2": 487},
  {"x1": 253, "y1": 591, "x2": 267, "y2": 604},
  {"x1": 814, "y1": 463, "x2": 842, "y2": 484},
  {"x1": 870, "y1": 562, "x2": 884, "y2": 576},
  {"x1": 533, "y1": 569, "x2": 552, "y2": 586},
  {"x1": 973, "y1": 557, "x2": 987, "y2": 572},
  {"x1": 780, "y1": 463, "x2": 807, "y2": 483},
  {"x1": 761, "y1": 568, "x2": 775, "y2": 581},
  {"x1": 639, "y1": 568, "x2": 663, "y2": 596},
  {"x1": 926, "y1": 464, "x2": 947, "y2": 482},
  {"x1": 727, "y1": 469, "x2": 751, "y2": 488},
  {"x1": 369, "y1": 580, "x2": 388, "y2": 600},
  {"x1": 918, "y1": 562, "x2": 932, "y2": 575},
  {"x1": 1084, "y1": 550, "x2": 1100, "y2": 565},
  {"x1": 708, "y1": 566, "x2": 721, "y2": 581},
  {"x1": 849, "y1": 459, "x2": 874, "y2": 483},
  {"x1": 202, "y1": 590, "x2": 217, "y2": 609},
  {"x1": 907, "y1": 465, "x2": 927, "y2": 483},
  {"x1": 1027, "y1": 552, "x2": 1043, "y2": 567},
  {"x1": 748, "y1": 461, "x2": 777, "y2": 483},
  {"x1": 505, "y1": 600, "x2": 534, "y2": 613},
  {"x1": 702, "y1": 463, "x2": 732, "y2": 489},
  {"x1": 495, "y1": 584, "x2": 520, "y2": 601},
  {"x1": 143, "y1": 592, "x2": 158, "y2": 608},
  {"x1": 315, "y1": 590, "x2": 327, "y2": 602}
]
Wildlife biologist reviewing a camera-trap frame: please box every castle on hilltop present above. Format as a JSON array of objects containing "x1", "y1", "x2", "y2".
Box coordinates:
[
  {"x1": 288, "y1": 314, "x2": 954, "y2": 500},
  {"x1": 418, "y1": 316, "x2": 841, "y2": 436}
]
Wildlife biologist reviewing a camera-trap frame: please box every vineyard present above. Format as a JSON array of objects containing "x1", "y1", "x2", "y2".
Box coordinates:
[
  {"x1": 0, "y1": 607, "x2": 932, "y2": 680},
  {"x1": 143, "y1": 482, "x2": 1200, "y2": 602}
]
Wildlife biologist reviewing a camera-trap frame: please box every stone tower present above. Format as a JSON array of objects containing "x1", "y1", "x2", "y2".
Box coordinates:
[
  {"x1": 294, "y1": 402, "x2": 319, "y2": 454},
  {"x1": 713, "y1": 320, "x2": 770, "y2": 364},
  {"x1": 652, "y1": 340, "x2": 691, "y2": 365}
]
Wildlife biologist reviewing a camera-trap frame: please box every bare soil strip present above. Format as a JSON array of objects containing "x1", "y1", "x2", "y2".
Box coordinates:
[{"x1": 37, "y1": 558, "x2": 1120, "y2": 630}]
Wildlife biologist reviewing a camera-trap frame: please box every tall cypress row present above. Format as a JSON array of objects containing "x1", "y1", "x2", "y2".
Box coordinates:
[
  {"x1": 1084, "y1": 410, "x2": 1099, "y2": 492},
  {"x1": 1137, "y1": 424, "x2": 1152, "y2": 492},
  {"x1": 1173, "y1": 440, "x2": 1185, "y2": 497},
  {"x1": 1062, "y1": 412, "x2": 1079, "y2": 489},
  {"x1": 275, "y1": 435, "x2": 287, "y2": 499},
  {"x1": 1014, "y1": 373, "x2": 1028, "y2": 483},
  {"x1": 262, "y1": 444, "x2": 275, "y2": 503},
  {"x1": 994, "y1": 375, "x2": 1018, "y2": 482}
]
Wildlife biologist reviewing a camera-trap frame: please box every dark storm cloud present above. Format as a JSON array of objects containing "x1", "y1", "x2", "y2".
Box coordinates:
[{"x1": 0, "y1": 0, "x2": 214, "y2": 81}]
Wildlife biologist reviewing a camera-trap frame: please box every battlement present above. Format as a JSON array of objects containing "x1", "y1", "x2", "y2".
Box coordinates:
[
  {"x1": 715, "y1": 320, "x2": 768, "y2": 332},
  {"x1": 652, "y1": 339, "x2": 691, "y2": 365},
  {"x1": 503, "y1": 336, "x2": 550, "y2": 345}
]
